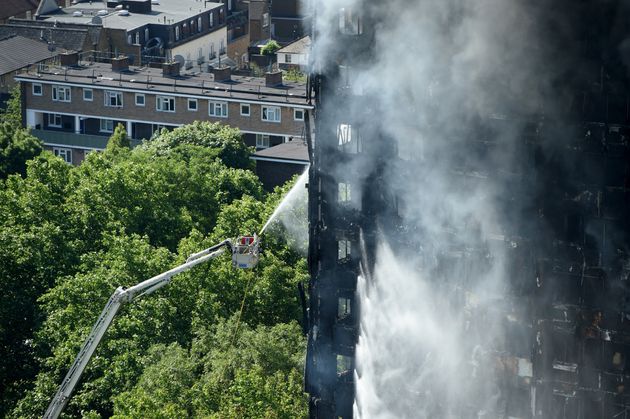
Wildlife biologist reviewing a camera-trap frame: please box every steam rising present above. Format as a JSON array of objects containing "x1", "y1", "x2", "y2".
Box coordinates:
[{"x1": 313, "y1": 0, "x2": 570, "y2": 416}]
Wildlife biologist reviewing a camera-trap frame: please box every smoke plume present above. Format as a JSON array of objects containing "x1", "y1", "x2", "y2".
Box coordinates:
[{"x1": 311, "y1": 0, "x2": 608, "y2": 417}]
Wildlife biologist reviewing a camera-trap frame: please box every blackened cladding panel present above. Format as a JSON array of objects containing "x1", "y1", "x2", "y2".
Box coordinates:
[{"x1": 307, "y1": 1, "x2": 630, "y2": 418}]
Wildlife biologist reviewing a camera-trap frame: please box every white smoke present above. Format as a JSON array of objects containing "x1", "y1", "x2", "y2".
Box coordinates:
[{"x1": 312, "y1": 0, "x2": 558, "y2": 417}]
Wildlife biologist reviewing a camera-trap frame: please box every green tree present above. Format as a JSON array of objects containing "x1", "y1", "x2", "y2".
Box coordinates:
[
  {"x1": 261, "y1": 40, "x2": 281, "y2": 56},
  {"x1": 146, "y1": 121, "x2": 253, "y2": 169},
  {"x1": 112, "y1": 319, "x2": 307, "y2": 419},
  {"x1": 0, "y1": 122, "x2": 43, "y2": 179},
  {"x1": 106, "y1": 124, "x2": 131, "y2": 151},
  {"x1": 3, "y1": 122, "x2": 308, "y2": 418},
  {"x1": 0, "y1": 154, "x2": 73, "y2": 415},
  {"x1": 1, "y1": 85, "x2": 23, "y2": 127}
]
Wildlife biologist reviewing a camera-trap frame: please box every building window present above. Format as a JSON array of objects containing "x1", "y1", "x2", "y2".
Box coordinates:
[
  {"x1": 104, "y1": 90, "x2": 123, "y2": 107},
  {"x1": 294, "y1": 109, "x2": 304, "y2": 121},
  {"x1": 339, "y1": 7, "x2": 362, "y2": 35},
  {"x1": 145, "y1": 27, "x2": 149, "y2": 41},
  {"x1": 338, "y1": 182, "x2": 351, "y2": 202},
  {"x1": 100, "y1": 119, "x2": 114, "y2": 133},
  {"x1": 175, "y1": 26, "x2": 180, "y2": 41},
  {"x1": 83, "y1": 88, "x2": 93, "y2": 101},
  {"x1": 240, "y1": 103, "x2": 250, "y2": 116},
  {"x1": 48, "y1": 113, "x2": 62, "y2": 128},
  {"x1": 32, "y1": 83, "x2": 42, "y2": 96},
  {"x1": 53, "y1": 147, "x2": 72, "y2": 164},
  {"x1": 285, "y1": 54, "x2": 292, "y2": 64},
  {"x1": 209, "y1": 12, "x2": 214, "y2": 27},
  {"x1": 135, "y1": 93, "x2": 145, "y2": 106},
  {"x1": 262, "y1": 12, "x2": 269, "y2": 27},
  {"x1": 197, "y1": 16, "x2": 202, "y2": 32},
  {"x1": 156, "y1": 96, "x2": 175, "y2": 112},
  {"x1": 208, "y1": 100, "x2": 227, "y2": 117},
  {"x1": 256, "y1": 134, "x2": 270, "y2": 149},
  {"x1": 338, "y1": 239, "x2": 351, "y2": 260},
  {"x1": 338, "y1": 297, "x2": 352, "y2": 318},
  {"x1": 188, "y1": 98, "x2": 198, "y2": 111},
  {"x1": 135, "y1": 32, "x2": 140, "y2": 44},
  {"x1": 52, "y1": 85, "x2": 71, "y2": 102},
  {"x1": 261, "y1": 106, "x2": 281, "y2": 122}
]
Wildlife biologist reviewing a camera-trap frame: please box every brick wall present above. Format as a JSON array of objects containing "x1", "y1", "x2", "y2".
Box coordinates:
[{"x1": 24, "y1": 81, "x2": 307, "y2": 137}]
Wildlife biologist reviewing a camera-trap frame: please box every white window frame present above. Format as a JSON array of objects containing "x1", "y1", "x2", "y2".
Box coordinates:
[
  {"x1": 188, "y1": 98, "x2": 198, "y2": 111},
  {"x1": 100, "y1": 119, "x2": 114, "y2": 133},
  {"x1": 144, "y1": 27, "x2": 149, "y2": 41},
  {"x1": 261, "y1": 105, "x2": 281, "y2": 123},
  {"x1": 197, "y1": 16, "x2": 202, "y2": 32},
  {"x1": 285, "y1": 53, "x2": 292, "y2": 64},
  {"x1": 48, "y1": 113, "x2": 62, "y2": 128},
  {"x1": 156, "y1": 96, "x2": 175, "y2": 112},
  {"x1": 256, "y1": 134, "x2": 270, "y2": 149},
  {"x1": 208, "y1": 100, "x2": 228, "y2": 118},
  {"x1": 240, "y1": 103, "x2": 250, "y2": 116},
  {"x1": 52, "y1": 85, "x2": 71, "y2": 102},
  {"x1": 175, "y1": 26, "x2": 180, "y2": 41},
  {"x1": 135, "y1": 93, "x2": 145, "y2": 106},
  {"x1": 135, "y1": 32, "x2": 140, "y2": 44},
  {"x1": 104, "y1": 90, "x2": 123, "y2": 108},
  {"x1": 32, "y1": 83, "x2": 42, "y2": 96},
  {"x1": 263, "y1": 12, "x2": 269, "y2": 27},
  {"x1": 53, "y1": 147, "x2": 72, "y2": 164},
  {"x1": 209, "y1": 12, "x2": 214, "y2": 27},
  {"x1": 83, "y1": 88, "x2": 93, "y2": 101},
  {"x1": 294, "y1": 109, "x2": 304, "y2": 121}
]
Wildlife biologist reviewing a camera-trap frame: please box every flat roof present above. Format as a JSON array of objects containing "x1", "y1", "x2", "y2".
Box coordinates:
[
  {"x1": 16, "y1": 62, "x2": 313, "y2": 107},
  {"x1": 38, "y1": 0, "x2": 223, "y2": 31}
]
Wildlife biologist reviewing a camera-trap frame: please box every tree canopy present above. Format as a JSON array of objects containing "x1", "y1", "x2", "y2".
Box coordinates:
[
  {"x1": 0, "y1": 122, "x2": 308, "y2": 418},
  {"x1": 0, "y1": 86, "x2": 43, "y2": 179}
]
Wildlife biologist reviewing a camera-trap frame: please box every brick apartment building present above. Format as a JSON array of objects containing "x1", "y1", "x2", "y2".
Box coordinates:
[
  {"x1": 17, "y1": 0, "x2": 228, "y2": 68},
  {"x1": 15, "y1": 53, "x2": 312, "y2": 165}
]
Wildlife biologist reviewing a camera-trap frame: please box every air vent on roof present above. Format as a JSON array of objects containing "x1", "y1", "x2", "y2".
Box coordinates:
[
  {"x1": 72, "y1": 10, "x2": 83, "y2": 17},
  {"x1": 97, "y1": 9, "x2": 108, "y2": 16},
  {"x1": 118, "y1": 9, "x2": 130, "y2": 16}
]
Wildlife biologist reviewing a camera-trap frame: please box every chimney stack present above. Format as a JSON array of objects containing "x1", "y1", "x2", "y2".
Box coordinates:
[
  {"x1": 211, "y1": 66, "x2": 231, "y2": 82},
  {"x1": 162, "y1": 61, "x2": 181, "y2": 77},
  {"x1": 111, "y1": 55, "x2": 130, "y2": 72},
  {"x1": 265, "y1": 71, "x2": 283, "y2": 87},
  {"x1": 60, "y1": 51, "x2": 79, "y2": 67}
]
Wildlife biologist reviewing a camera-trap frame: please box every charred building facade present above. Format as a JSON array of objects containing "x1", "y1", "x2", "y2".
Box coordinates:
[{"x1": 306, "y1": 1, "x2": 630, "y2": 419}]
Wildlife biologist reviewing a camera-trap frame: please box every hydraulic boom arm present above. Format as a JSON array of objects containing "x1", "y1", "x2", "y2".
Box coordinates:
[{"x1": 44, "y1": 235, "x2": 260, "y2": 419}]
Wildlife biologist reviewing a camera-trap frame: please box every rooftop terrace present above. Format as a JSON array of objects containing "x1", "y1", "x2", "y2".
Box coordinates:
[{"x1": 16, "y1": 60, "x2": 311, "y2": 107}]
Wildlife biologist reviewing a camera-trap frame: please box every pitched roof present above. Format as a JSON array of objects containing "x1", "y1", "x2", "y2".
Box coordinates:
[
  {"x1": 252, "y1": 140, "x2": 309, "y2": 164},
  {"x1": 0, "y1": 35, "x2": 57, "y2": 75},
  {"x1": 0, "y1": 23, "x2": 93, "y2": 51},
  {"x1": 277, "y1": 36, "x2": 310, "y2": 55},
  {"x1": 0, "y1": 0, "x2": 39, "y2": 21}
]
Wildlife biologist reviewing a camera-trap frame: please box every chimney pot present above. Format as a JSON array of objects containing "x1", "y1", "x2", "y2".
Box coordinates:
[
  {"x1": 60, "y1": 51, "x2": 80, "y2": 67},
  {"x1": 211, "y1": 66, "x2": 231, "y2": 82},
  {"x1": 111, "y1": 55, "x2": 130, "y2": 72},
  {"x1": 162, "y1": 61, "x2": 181, "y2": 77},
  {"x1": 265, "y1": 71, "x2": 283, "y2": 87}
]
